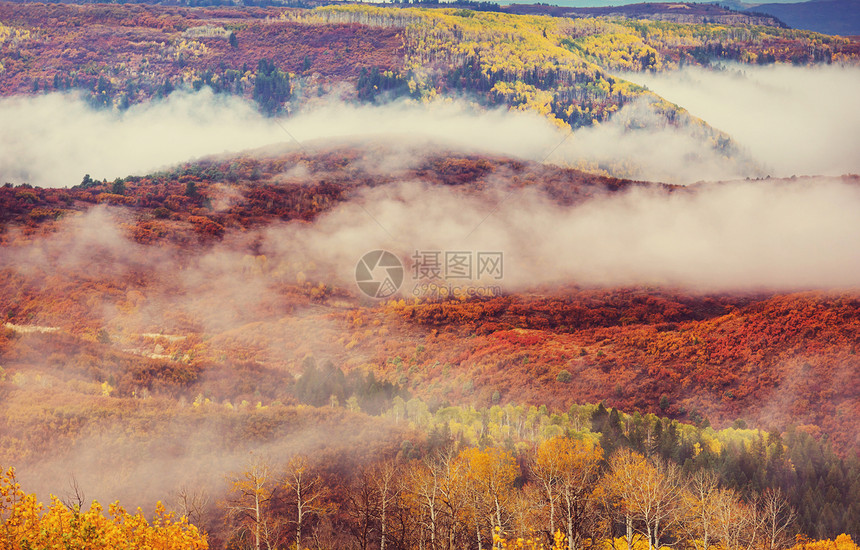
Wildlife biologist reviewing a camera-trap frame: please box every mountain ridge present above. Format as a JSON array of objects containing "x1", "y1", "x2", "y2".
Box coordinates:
[{"x1": 743, "y1": 0, "x2": 860, "y2": 36}]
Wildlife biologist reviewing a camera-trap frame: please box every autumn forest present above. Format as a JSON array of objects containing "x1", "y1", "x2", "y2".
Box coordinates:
[{"x1": 0, "y1": 1, "x2": 859, "y2": 549}]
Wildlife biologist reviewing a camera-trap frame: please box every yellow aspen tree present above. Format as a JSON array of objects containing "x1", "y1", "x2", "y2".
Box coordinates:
[
  {"x1": 227, "y1": 456, "x2": 277, "y2": 550},
  {"x1": 284, "y1": 454, "x2": 330, "y2": 550},
  {"x1": 459, "y1": 446, "x2": 519, "y2": 550},
  {"x1": 532, "y1": 437, "x2": 602, "y2": 550}
]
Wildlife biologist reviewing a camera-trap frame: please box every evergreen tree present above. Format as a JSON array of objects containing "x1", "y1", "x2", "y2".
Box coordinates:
[{"x1": 253, "y1": 58, "x2": 291, "y2": 115}]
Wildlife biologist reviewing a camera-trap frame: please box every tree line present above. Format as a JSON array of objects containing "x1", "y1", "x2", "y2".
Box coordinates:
[{"x1": 214, "y1": 437, "x2": 814, "y2": 550}]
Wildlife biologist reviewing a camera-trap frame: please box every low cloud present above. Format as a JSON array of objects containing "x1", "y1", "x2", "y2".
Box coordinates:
[
  {"x1": 4, "y1": 64, "x2": 857, "y2": 188},
  {"x1": 263, "y1": 177, "x2": 860, "y2": 292},
  {"x1": 5, "y1": 173, "x2": 859, "y2": 302},
  {"x1": 552, "y1": 97, "x2": 761, "y2": 183},
  {"x1": 10, "y1": 176, "x2": 858, "y2": 300},
  {"x1": 0, "y1": 91, "x2": 562, "y2": 188},
  {"x1": 620, "y1": 63, "x2": 860, "y2": 179},
  {"x1": 0, "y1": 90, "x2": 287, "y2": 188}
]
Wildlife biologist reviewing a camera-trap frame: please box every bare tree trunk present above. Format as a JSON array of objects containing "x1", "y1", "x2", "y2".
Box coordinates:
[
  {"x1": 761, "y1": 488, "x2": 797, "y2": 550},
  {"x1": 255, "y1": 492, "x2": 261, "y2": 550},
  {"x1": 567, "y1": 513, "x2": 574, "y2": 550},
  {"x1": 626, "y1": 514, "x2": 634, "y2": 550},
  {"x1": 380, "y1": 498, "x2": 388, "y2": 550},
  {"x1": 428, "y1": 494, "x2": 438, "y2": 550},
  {"x1": 494, "y1": 495, "x2": 503, "y2": 538},
  {"x1": 285, "y1": 455, "x2": 328, "y2": 550}
]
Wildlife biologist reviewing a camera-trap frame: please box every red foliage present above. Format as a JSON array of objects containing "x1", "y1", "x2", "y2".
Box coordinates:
[
  {"x1": 0, "y1": 2, "x2": 402, "y2": 99},
  {"x1": 375, "y1": 290, "x2": 860, "y2": 453},
  {"x1": 0, "y1": 150, "x2": 857, "y2": 455},
  {"x1": 188, "y1": 215, "x2": 225, "y2": 238}
]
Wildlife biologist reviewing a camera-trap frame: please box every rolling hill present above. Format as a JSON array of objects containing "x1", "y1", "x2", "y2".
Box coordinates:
[
  {"x1": 1, "y1": 2, "x2": 859, "y2": 547},
  {"x1": 745, "y1": 0, "x2": 860, "y2": 36},
  {"x1": 1, "y1": 145, "x2": 859, "y2": 543}
]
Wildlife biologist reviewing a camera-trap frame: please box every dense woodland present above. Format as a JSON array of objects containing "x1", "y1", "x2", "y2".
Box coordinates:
[
  {"x1": 1, "y1": 0, "x2": 857, "y2": 187},
  {"x1": 2, "y1": 393, "x2": 859, "y2": 548},
  {"x1": 1, "y1": 2, "x2": 858, "y2": 126},
  {"x1": 2, "y1": 1, "x2": 858, "y2": 183},
  {"x1": 0, "y1": 148, "x2": 859, "y2": 548}
]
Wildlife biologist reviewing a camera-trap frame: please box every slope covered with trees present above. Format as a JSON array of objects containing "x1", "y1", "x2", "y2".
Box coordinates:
[
  {"x1": 2, "y1": 1, "x2": 857, "y2": 124},
  {"x1": 1, "y1": 2, "x2": 858, "y2": 547},
  {"x1": 0, "y1": 146, "x2": 858, "y2": 547},
  {"x1": 291, "y1": 4, "x2": 857, "y2": 127}
]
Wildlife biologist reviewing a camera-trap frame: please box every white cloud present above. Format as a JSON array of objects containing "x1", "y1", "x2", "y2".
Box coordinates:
[
  {"x1": 263, "y1": 177, "x2": 860, "y2": 292},
  {"x1": 1, "y1": 64, "x2": 857, "y2": 188},
  {"x1": 0, "y1": 91, "x2": 562, "y2": 188},
  {"x1": 620, "y1": 63, "x2": 860, "y2": 178}
]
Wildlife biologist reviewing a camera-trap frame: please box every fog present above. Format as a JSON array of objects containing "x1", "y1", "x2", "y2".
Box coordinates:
[
  {"x1": 0, "y1": 90, "x2": 561, "y2": 188},
  {"x1": 1, "y1": 206, "x2": 399, "y2": 512},
  {"x1": 16, "y1": 414, "x2": 388, "y2": 523},
  {"x1": 620, "y1": 63, "x2": 860, "y2": 179},
  {"x1": 0, "y1": 90, "x2": 284, "y2": 188},
  {"x1": 2, "y1": 64, "x2": 857, "y2": 187},
  {"x1": 263, "y1": 177, "x2": 860, "y2": 293},
  {"x1": 6, "y1": 174, "x2": 859, "y2": 313},
  {"x1": 3, "y1": 161, "x2": 860, "y2": 521}
]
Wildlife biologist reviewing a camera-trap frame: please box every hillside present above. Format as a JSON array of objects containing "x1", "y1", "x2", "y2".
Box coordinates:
[
  {"x1": 0, "y1": 147, "x2": 859, "y2": 544},
  {"x1": 0, "y1": 147, "x2": 857, "y2": 454},
  {"x1": 1, "y1": 2, "x2": 858, "y2": 547},
  {"x1": 506, "y1": 2, "x2": 787, "y2": 27},
  {"x1": 746, "y1": 0, "x2": 860, "y2": 36},
  {"x1": 2, "y1": 1, "x2": 856, "y2": 127},
  {"x1": 5, "y1": 1, "x2": 858, "y2": 191}
]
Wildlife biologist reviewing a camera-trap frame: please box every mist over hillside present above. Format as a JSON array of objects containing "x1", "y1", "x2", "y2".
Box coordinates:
[
  {"x1": 1, "y1": 2, "x2": 860, "y2": 549},
  {"x1": 2, "y1": 64, "x2": 858, "y2": 187}
]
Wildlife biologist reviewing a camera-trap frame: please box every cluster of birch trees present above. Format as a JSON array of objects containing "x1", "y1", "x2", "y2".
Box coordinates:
[{"x1": 220, "y1": 437, "x2": 796, "y2": 550}]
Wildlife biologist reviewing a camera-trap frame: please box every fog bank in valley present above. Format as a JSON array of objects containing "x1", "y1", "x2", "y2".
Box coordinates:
[
  {"x1": 264, "y1": 177, "x2": 860, "y2": 292},
  {"x1": 620, "y1": 63, "x2": 860, "y2": 179},
  {"x1": 2, "y1": 64, "x2": 857, "y2": 187}
]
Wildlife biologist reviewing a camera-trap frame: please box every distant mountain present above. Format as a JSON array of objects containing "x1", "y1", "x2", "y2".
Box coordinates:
[
  {"x1": 505, "y1": 2, "x2": 787, "y2": 26},
  {"x1": 707, "y1": 0, "x2": 757, "y2": 10},
  {"x1": 744, "y1": 0, "x2": 860, "y2": 35}
]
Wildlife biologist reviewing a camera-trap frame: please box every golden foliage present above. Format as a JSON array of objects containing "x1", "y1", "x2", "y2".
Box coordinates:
[
  {"x1": 0, "y1": 466, "x2": 208, "y2": 549},
  {"x1": 495, "y1": 527, "x2": 569, "y2": 550},
  {"x1": 791, "y1": 534, "x2": 860, "y2": 550}
]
